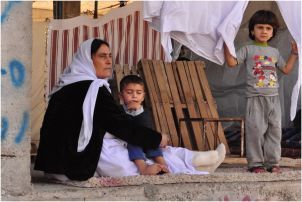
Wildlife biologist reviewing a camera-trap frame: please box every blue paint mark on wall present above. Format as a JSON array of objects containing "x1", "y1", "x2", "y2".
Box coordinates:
[
  {"x1": 1, "y1": 59, "x2": 28, "y2": 143},
  {"x1": 1, "y1": 1, "x2": 20, "y2": 24},
  {"x1": 1, "y1": 68, "x2": 7, "y2": 75},
  {"x1": 9, "y1": 59, "x2": 25, "y2": 88},
  {"x1": 1, "y1": 117, "x2": 9, "y2": 141},
  {"x1": 14, "y1": 111, "x2": 29, "y2": 144}
]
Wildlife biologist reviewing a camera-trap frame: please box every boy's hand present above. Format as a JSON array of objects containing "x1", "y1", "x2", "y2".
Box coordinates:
[
  {"x1": 160, "y1": 133, "x2": 169, "y2": 148},
  {"x1": 291, "y1": 41, "x2": 298, "y2": 55}
]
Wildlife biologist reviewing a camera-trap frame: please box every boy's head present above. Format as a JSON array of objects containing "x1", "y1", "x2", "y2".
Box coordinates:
[
  {"x1": 248, "y1": 10, "x2": 280, "y2": 42},
  {"x1": 119, "y1": 75, "x2": 145, "y2": 110}
]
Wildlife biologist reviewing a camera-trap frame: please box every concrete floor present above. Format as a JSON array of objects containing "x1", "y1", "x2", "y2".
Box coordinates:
[{"x1": 2, "y1": 158, "x2": 301, "y2": 201}]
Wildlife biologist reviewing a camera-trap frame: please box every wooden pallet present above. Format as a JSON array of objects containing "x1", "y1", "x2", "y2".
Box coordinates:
[{"x1": 114, "y1": 59, "x2": 233, "y2": 153}]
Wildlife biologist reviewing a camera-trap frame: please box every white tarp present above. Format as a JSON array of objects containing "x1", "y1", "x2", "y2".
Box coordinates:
[{"x1": 276, "y1": 1, "x2": 301, "y2": 120}]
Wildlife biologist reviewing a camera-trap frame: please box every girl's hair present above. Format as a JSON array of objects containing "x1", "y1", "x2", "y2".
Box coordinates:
[
  {"x1": 248, "y1": 10, "x2": 280, "y2": 41},
  {"x1": 119, "y1": 75, "x2": 144, "y2": 92},
  {"x1": 91, "y1": 39, "x2": 110, "y2": 56}
]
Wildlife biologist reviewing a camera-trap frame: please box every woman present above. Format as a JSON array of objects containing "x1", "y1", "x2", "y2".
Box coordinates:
[
  {"x1": 34, "y1": 39, "x2": 169, "y2": 181},
  {"x1": 35, "y1": 39, "x2": 225, "y2": 181}
]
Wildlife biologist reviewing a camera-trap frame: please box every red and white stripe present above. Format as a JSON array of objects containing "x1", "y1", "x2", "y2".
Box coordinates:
[{"x1": 46, "y1": 2, "x2": 164, "y2": 96}]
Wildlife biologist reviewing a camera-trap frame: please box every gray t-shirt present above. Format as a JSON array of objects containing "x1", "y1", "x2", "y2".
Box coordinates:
[{"x1": 236, "y1": 44, "x2": 286, "y2": 97}]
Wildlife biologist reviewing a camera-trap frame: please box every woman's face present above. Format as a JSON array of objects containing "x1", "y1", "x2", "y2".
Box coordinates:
[{"x1": 92, "y1": 44, "x2": 112, "y2": 79}]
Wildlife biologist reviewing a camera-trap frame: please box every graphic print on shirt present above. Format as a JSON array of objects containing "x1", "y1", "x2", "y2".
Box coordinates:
[{"x1": 252, "y1": 55, "x2": 278, "y2": 88}]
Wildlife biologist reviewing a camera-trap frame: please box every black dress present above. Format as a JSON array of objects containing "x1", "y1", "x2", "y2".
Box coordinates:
[{"x1": 34, "y1": 80, "x2": 161, "y2": 181}]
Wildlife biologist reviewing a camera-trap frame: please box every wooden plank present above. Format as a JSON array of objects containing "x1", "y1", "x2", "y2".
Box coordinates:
[
  {"x1": 114, "y1": 64, "x2": 123, "y2": 93},
  {"x1": 150, "y1": 60, "x2": 174, "y2": 139},
  {"x1": 172, "y1": 63, "x2": 186, "y2": 104},
  {"x1": 205, "y1": 104, "x2": 214, "y2": 150},
  {"x1": 279, "y1": 157, "x2": 301, "y2": 168},
  {"x1": 131, "y1": 65, "x2": 137, "y2": 75},
  {"x1": 159, "y1": 62, "x2": 173, "y2": 104},
  {"x1": 138, "y1": 60, "x2": 161, "y2": 131},
  {"x1": 137, "y1": 66, "x2": 151, "y2": 109},
  {"x1": 138, "y1": 60, "x2": 168, "y2": 135},
  {"x1": 183, "y1": 62, "x2": 196, "y2": 102},
  {"x1": 151, "y1": 60, "x2": 179, "y2": 147},
  {"x1": 186, "y1": 61, "x2": 215, "y2": 150},
  {"x1": 149, "y1": 60, "x2": 162, "y2": 104},
  {"x1": 123, "y1": 64, "x2": 130, "y2": 75},
  {"x1": 224, "y1": 157, "x2": 301, "y2": 168},
  {"x1": 176, "y1": 61, "x2": 204, "y2": 151},
  {"x1": 165, "y1": 62, "x2": 192, "y2": 149},
  {"x1": 195, "y1": 61, "x2": 229, "y2": 152},
  {"x1": 196, "y1": 62, "x2": 228, "y2": 150}
]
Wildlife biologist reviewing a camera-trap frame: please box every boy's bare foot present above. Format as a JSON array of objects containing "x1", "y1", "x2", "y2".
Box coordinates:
[
  {"x1": 159, "y1": 164, "x2": 170, "y2": 174},
  {"x1": 154, "y1": 156, "x2": 170, "y2": 174},
  {"x1": 140, "y1": 164, "x2": 162, "y2": 175}
]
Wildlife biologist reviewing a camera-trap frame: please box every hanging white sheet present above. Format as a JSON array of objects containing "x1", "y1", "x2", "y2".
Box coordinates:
[
  {"x1": 144, "y1": 1, "x2": 249, "y2": 65},
  {"x1": 277, "y1": 1, "x2": 301, "y2": 120}
]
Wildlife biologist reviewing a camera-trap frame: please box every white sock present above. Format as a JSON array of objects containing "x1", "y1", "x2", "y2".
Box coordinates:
[
  {"x1": 192, "y1": 150, "x2": 219, "y2": 167},
  {"x1": 194, "y1": 143, "x2": 226, "y2": 173}
]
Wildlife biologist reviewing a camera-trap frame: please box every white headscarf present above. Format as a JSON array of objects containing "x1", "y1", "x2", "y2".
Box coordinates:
[{"x1": 50, "y1": 38, "x2": 111, "y2": 152}]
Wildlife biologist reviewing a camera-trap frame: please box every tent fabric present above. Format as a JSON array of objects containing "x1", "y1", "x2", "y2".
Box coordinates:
[
  {"x1": 143, "y1": 1, "x2": 301, "y2": 120},
  {"x1": 144, "y1": 1, "x2": 249, "y2": 64},
  {"x1": 276, "y1": 1, "x2": 301, "y2": 120},
  {"x1": 46, "y1": 1, "x2": 164, "y2": 96}
]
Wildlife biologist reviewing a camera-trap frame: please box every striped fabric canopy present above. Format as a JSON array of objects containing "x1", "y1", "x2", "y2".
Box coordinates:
[{"x1": 46, "y1": 1, "x2": 164, "y2": 95}]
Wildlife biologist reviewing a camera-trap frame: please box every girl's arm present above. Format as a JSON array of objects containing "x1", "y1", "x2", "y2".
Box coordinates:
[
  {"x1": 224, "y1": 42, "x2": 238, "y2": 67},
  {"x1": 281, "y1": 41, "x2": 298, "y2": 75}
]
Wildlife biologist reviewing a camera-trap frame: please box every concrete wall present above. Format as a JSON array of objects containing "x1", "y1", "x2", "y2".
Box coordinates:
[
  {"x1": 1, "y1": 1, "x2": 32, "y2": 196},
  {"x1": 3, "y1": 170, "x2": 301, "y2": 201}
]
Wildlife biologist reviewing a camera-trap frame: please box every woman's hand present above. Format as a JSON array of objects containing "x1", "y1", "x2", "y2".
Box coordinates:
[{"x1": 159, "y1": 133, "x2": 170, "y2": 148}]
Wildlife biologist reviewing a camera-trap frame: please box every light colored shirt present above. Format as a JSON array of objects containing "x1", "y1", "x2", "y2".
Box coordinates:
[{"x1": 236, "y1": 42, "x2": 286, "y2": 97}]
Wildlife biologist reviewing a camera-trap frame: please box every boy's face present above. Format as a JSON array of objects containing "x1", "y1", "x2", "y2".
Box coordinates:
[
  {"x1": 119, "y1": 83, "x2": 145, "y2": 111},
  {"x1": 251, "y1": 24, "x2": 273, "y2": 43}
]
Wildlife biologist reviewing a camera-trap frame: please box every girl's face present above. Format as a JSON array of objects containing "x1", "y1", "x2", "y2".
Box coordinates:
[
  {"x1": 92, "y1": 44, "x2": 112, "y2": 79},
  {"x1": 251, "y1": 24, "x2": 273, "y2": 43},
  {"x1": 119, "y1": 83, "x2": 145, "y2": 110}
]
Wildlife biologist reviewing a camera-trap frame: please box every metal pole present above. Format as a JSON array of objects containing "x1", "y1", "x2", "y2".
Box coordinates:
[
  {"x1": 94, "y1": 1, "x2": 98, "y2": 19},
  {"x1": 53, "y1": 1, "x2": 63, "y2": 19},
  {"x1": 119, "y1": 1, "x2": 126, "y2": 7}
]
